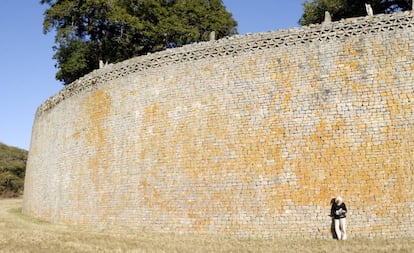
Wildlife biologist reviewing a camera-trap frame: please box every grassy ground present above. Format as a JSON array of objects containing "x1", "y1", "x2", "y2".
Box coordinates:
[{"x1": 1, "y1": 198, "x2": 413, "y2": 253}]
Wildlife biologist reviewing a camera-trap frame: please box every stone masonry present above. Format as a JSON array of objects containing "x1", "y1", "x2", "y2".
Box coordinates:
[{"x1": 23, "y1": 12, "x2": 414, "y2": 239}]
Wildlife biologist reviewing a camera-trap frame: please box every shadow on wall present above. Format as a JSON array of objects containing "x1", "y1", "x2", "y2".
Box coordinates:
[{"x1": 330, "y1": 198, "x2": 337, "y2": 239}]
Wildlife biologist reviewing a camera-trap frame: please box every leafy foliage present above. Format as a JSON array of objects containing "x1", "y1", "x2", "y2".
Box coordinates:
[
  {"x1": 0, "y1": 143, "x2": 27, "y2": 198},
  {"x1": 299, "y1": 0, "x2": 412, "y2": 26},
  {"x1": 41, "y1": 0, "x2": 238, "y2": 85},
  {"x1": 0, "y1": 143, "x2": 27, "y2": 197}
]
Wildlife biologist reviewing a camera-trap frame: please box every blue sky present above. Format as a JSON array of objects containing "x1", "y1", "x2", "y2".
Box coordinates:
[{"x1": 0, "y1": 0, "x2": 304, "y2": 150}]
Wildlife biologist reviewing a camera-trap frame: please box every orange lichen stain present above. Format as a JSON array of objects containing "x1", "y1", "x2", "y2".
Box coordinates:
[
  {"x1": 188, "y1": 213, "x2": 199, "y2": 219},
  {"x1": 332, "y1": 117, "x2": 346, "y2": 131},
  {"x1": 372, "y1": 225, "x2": 385, "y2": 232},
  {"x1": 376, "y1": 68, "x2": 394, "y2": 85},
  {"x1": 392, "y1": 40, "x2": 409, "y2": 60},
  {"x1": 282, "y1": 93, "x2": 292, "y2": 111},
  {"x1": 144, "y1": 103, "x2": 159, "y2": 115},
  {"x1": 236, "y1": 58, "x2": 261, "y2": 80},
  {"x1": 122, "y1": 89, "x2": 140, "y2": 99},
  {"x1": 381, "y1": 89, "x2": 413, "y2": 122},
  {"x1": 138, "y1": 101, "x2": 191, "y2": 215},
  {"x1": 140, "y1": 103, "x2": 171, "y2": 161},
  {"x1": 71, "y1": 131, "x2": 81, "y2": 140},
  {"x1": 316, "y1": 120, "x2": 327, "y2": 133},
  {"x1": 371, "y1": 41, "x2": 385, "y2": 55},
  {"x1": 267, "y1": 52, "x2": 300, "y2": 90},
  {"x1": 76, "y1": 88, "x2": 125, "y2": 217},
  {"x1": 290, "y1": 116, "x2": 349, "y2": 205},
  {"x1": 342, "y1": 44, "x2": 361, "y2": 56},
  {"x1": 132, "y1": 45, "x2": 413, "y2": 230},
  {"x1": 83, "y1": 89, "x2": 111, "y2": 145},
  {"x1": 331, "y1": 44, "x2": 368, "y2": 93},
  {"x1": 139, "y1": 86, "x2": 294, "y2": 222},
  {"x1": 191, "y1": 216, "x2": 212, "y2": 233},
  {"x1": 202, "y1": 65, "x2": 213, "y2": 72}
]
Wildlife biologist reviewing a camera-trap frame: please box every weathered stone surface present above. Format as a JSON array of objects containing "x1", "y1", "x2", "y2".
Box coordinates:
[{"x1": 23, "y1": 12, "x2": 414, "y2": 239}]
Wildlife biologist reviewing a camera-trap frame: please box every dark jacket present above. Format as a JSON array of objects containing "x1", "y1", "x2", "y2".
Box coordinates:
[{"x1": 331, "y1": 202, "x2": 347, "y2": 219}]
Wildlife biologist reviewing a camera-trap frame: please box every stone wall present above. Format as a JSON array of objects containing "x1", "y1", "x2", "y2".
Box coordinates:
[{"x1": 23, "y1": 12, "x2": 414, "y2": 239}]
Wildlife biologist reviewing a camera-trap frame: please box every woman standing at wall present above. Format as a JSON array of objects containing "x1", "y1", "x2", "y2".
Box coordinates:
[{"x1": 331, "y1": 196, "x2": 347, "y2": 240}]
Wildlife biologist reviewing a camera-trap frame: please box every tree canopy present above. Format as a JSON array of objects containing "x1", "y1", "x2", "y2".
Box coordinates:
[
  {"x1": 41, "y1": 0, "x2": 238, "y2": 85},
  {"x1": 299, "y1": 0, "x2": 412, "y2": 26}
]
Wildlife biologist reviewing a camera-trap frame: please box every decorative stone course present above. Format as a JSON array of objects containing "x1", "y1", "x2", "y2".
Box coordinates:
[
  {"x1": 24, "y1": 11, "x2": 414, "y2": 239},
  {"x1": 36, "y1": 11, "x2": 414, "y2": 117}
]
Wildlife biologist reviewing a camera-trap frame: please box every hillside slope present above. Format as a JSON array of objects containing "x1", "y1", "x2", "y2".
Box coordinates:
[{"x1": 0, "y1": 142, "x2": 27, "y2": 197}]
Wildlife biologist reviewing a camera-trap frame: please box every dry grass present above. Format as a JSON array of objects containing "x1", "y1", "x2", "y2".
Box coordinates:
[{"x1": 1, "y1": 198, "x2": 413, "y2": 253}]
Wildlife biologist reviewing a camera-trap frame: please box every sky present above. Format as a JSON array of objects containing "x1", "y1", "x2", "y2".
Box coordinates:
[{"x1": 0, "y1": 0, "x2": 304, "y2": 151}]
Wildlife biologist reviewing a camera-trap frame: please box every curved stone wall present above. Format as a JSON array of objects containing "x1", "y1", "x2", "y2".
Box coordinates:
[{"x1": 23, "y1": 12, "x2": 414, "y2": 238}]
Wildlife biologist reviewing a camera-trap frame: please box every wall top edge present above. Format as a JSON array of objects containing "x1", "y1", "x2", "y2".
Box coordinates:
[{"x1": 35, "y1": 11, "x2": 414, "y2": 117}]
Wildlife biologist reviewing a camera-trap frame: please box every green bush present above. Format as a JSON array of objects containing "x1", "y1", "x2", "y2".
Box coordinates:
[{"x1": 0, "y1": 143, "x2": 27, "y2": 197}]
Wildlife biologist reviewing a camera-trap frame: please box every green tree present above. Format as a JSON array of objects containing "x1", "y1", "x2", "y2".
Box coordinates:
[
  {"x1": 0, "y1": 143, "x2": 27, "y2": 197},
  {"x1": 299, "y1": 0, "x2": 412, "y2": 26},
  {"x1": 41, "y1": 0, "x2": 237, "y2": 85}
]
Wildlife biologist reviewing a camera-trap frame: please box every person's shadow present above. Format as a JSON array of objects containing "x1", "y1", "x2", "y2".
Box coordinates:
[{"x1": 329, "y1": 198, "x2": 337, "y2": 239}]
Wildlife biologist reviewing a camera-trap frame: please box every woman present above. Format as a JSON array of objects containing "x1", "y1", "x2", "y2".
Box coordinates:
[{"x1": 331, "y1": 196, "x2": 347, "y2": 240}]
